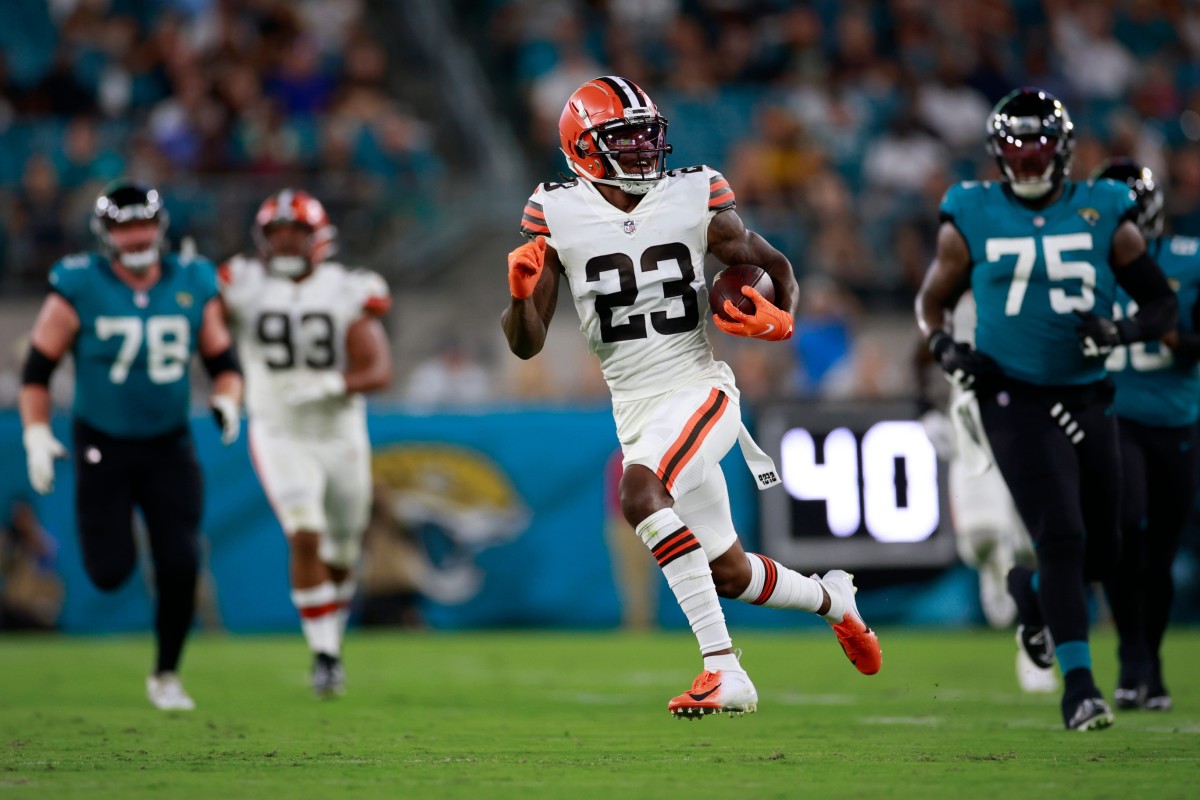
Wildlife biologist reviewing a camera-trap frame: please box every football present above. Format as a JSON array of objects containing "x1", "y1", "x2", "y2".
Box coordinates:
[{"x1": 708, "y1": 264, "x2": 775, "y2": 322}]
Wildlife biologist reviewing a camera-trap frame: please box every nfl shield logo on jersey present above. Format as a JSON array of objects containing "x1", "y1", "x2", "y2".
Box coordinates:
[{"x1": 623, "y1": 219, "x2": 637, "y2": 235}]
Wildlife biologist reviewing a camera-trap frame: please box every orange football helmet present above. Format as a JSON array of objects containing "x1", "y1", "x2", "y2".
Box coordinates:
[
  {"x1": 558, "y1": 76, "x2": 671, "y2": 195},
  {"x1": 252, "y1": 188, "x2": 337, "y2": 277}
]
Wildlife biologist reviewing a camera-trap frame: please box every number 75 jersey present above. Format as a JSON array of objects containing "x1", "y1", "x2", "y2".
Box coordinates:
[
  {"x1": 521, "y1": 165, "x2": 737, "y2": 402},
  {"x1": 220, "y1": 256, "x2": 390, "y2": 432},
  {"x1": 942, "y1": 179, "x2": 1137, "y2": 385}
]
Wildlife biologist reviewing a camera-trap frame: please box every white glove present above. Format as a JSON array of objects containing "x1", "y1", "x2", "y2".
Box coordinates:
[
  {"x1": 919, "y1": 410, "x2": 957, "y2": 461},
  {"x1": 283, "y1": 372, "x2": 347, "y2": 406},
  {"x1": 23, "y1": 423, "x2": 67, "y2": 495},
  {"x1": 210, "y1": 394, "x2": 241, "y2": 445}
]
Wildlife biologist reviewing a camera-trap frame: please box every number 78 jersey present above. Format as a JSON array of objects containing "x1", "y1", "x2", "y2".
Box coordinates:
[
  {"x1": 220, "y1": 256, "x2": 390, "y2": 433},
  {"x1": 521, "y1": 165, "x2": 737, "y2": 402},
  {"x1": 942, "y1": 179, "x2": 1137, "y2": 385}
]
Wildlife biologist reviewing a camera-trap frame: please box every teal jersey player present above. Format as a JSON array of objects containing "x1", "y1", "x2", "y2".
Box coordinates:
[
  {"x1": 940, "y1": 178, "x2": 1138, "y2": 385},
  {"x1": 49, "y1": 251, "x2": 218, "y2": 438},
  {"x1": 18, "y1": 180, "x2": 243, "y2": 711},
  {"x1": 1108, "y1": 235, "x2": 1200, "y2": 427}
]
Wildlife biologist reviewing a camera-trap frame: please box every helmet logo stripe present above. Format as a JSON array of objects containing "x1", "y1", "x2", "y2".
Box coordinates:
[{"x1": 596, "y1": 76, "x2": 635, "y2": 110}]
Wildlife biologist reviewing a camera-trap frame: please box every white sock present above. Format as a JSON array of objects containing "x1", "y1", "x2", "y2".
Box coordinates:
[
  {"x1": 291, "y1": 582, "x2": 340, "y2": 657},
  {"x1": 333, "y1": 579, "x2": 356, "y2": 639},
  {"x1": 737, "y1": 553, "x2": 827, "y2": 614},
  {"x1": 636, "y1": 507, "x2": 732, "y2": 657},
  {"x1": 703, "y1": 652, "x2": 744, "y2": 674}
]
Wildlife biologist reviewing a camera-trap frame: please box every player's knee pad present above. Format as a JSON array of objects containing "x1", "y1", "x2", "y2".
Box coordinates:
[
  {"x1": 674, "y1": 469, "x2": 737, "y2": 562},
  {"x1": 319, "y1": 532, "x2": 361, "y2": 571}
]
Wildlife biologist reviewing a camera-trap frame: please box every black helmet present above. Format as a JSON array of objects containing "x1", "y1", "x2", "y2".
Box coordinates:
[
  {"x1": 1091, "y1": 157, "x2": 1164, "y2": 240},
  {"x1": 986, "y1": 88, "x2": 1075, "y2": 200},
  {"x1": 90, "y1": 180, "x2": 170, "y2": 269}
]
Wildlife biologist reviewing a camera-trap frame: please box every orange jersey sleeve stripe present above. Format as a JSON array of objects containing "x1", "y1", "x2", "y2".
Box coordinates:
[
  {"x1": 751, "y1": 554, "x2": 777, "y2": 605},
  {"x1": 523, "y1": 204, "x2": 546, "y2": 220},
  {"x1": 655, "y1": 389, "x2": 729, "y2": 492},
  {"x1": 363, "y1": 295, "x2": 392, "y2": 316},
  {"x1": 708, "y1": 188, "x2": 735, "y2": 209},
  {"x1": 520, "y1": 221, "x2": 551, "y2": 236},
  {"x1": 217, "y1": 262, "x2": 232, "y2": 286}
]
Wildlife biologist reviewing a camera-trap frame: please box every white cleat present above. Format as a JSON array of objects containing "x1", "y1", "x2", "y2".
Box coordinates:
[
  {"x1": 667, "y1": 668, "x2": 759, "y2": 720},
  {"x1": 147, "y1": 672, "x2": 196, "y2": 710},
  {"x1": 1016, "y1": 646, "x2": 1059, "y2": 694}
]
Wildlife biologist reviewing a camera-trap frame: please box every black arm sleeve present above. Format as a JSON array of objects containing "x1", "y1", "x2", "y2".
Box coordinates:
[
  {"x1": 1112, "y1": 250, "x2": 1178, "y2": 343},
  {"x1": 202, "y1": 346, "x2": 242, "y2": 379},
  {"x1": 21, "y1": 346, "x2": 59, "y2": 386}
]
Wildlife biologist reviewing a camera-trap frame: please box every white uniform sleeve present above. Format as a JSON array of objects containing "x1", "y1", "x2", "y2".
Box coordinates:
[{"x1": 348, "y1": 267, "x2": 391, "y2": 320}]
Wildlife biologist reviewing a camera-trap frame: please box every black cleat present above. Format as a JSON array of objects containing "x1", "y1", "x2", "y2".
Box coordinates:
[
  {"x1": 312, "y1": 652, "x2": 345, "y2": 698},
  {"x1": 1065, "y1": 696, "x2": 1115, "y2": 731},
  {"x1": 1016, "y1": 625, "x2": 1055, "y2": 670},
  {"x1": 1144, "y1": 680, "x2": 1173, "y2": 711},
  {"x1": 1113, "y1": 683, "x2": 1146, "y2": 710}
]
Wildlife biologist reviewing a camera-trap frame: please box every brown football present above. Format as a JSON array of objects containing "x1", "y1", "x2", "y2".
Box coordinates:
[{"x1": 709, "y1": 264, "x2": 775, "y2": 322}]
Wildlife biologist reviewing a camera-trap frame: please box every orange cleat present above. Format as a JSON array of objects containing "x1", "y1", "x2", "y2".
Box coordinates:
[
  {"x1": 667, "y1": 669, "x2": 758, "y2": 720},
  {"x1": 818, "y1": 569, "x2": 882, "y2": 676}
]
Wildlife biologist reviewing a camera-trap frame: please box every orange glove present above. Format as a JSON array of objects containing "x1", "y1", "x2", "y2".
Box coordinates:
[
  {"x1": 507, "y1": 237, "x2": 547, "y2": 299},
  {"x1": 713, "y1": 286, "x2": 794, "y2": 341}
]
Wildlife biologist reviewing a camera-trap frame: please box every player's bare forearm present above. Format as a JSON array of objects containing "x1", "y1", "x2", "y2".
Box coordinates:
[
  {"x1": 344, "y1": 316, "x2": 393, "y2": 394},
  {"x1": 708, "y1": 210, "x2": 798, "y2": 314},
  {"x1": 502, "y1": 256, "x2": 559, "y2": 359},
  {"x1": 18, "y1": 385, "x2": 51, "y2": 427},
  {"x1": 915, "y1": 223, "x2": 972, "y2": 339},
  {"x1": 198, "y1": 297, "x2": 234, "y2": 357},
  {"x1": 502, "y1": 299, "x2": 548, "y2": 359},
  {"x1": 211, "y1": 371, "x2": 243, "y2": 403}
]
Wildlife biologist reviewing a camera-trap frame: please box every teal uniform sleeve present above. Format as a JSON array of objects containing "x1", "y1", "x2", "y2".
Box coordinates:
[{"x1": 47, "y1": 253, "x2": 97, "y2": 308}]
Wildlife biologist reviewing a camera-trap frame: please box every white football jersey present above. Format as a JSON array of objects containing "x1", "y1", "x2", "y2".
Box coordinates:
[
  {"x1": 521, "y1": 166, "x2": 737, "y2": 401},
  {"x1": 220, "y1": 256, "x2": 390, "y2": 435}
]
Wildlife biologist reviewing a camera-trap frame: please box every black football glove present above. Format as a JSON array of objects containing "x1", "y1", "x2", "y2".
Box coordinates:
[
  {"x1": 1074, "y1": 311, "x2": 1130, "y2": 357},
  {"x1": 928, "y1": 330, "x2": 998, "y2": 390}
]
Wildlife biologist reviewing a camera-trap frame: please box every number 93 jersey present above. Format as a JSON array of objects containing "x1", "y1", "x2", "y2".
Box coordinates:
[
  {"x1": 521, "y1": 166, "x2": 737, "y2": 402},
  {"x1": 1107, "y1": 235, "x2": 1200, "y2": 427},
  {"x1": 942, "y1": 179, "x2": 1137, "y2": 385},
  {"x1": 220, "y1": 256, "x2": 390, "y2": 435},
  {"x1": 49, "y1": 251, "x2": 217, "y2": 438}
]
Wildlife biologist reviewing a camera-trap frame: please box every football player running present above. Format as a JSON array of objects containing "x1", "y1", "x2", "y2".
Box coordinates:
[
  {"x1": 220, "y1": 190, "x2": 392, "y2": 698},
  {"x1": 502, "y1": 76, "x2": 881, "y2": 720},
  {"x1": 915, "y1": 89, "x2": 1177, "y2": 730},
  {"x1": 19, "y1": 180, "x2": 244, "y2": 710},
  {"x1": 1096, "y1": 159, "x2": 1200, "y2": 713}
]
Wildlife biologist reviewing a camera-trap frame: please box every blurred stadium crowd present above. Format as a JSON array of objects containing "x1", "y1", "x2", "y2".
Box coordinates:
[{"x1": 4, "y1": 0, "x2": 1200, "y2": 403}]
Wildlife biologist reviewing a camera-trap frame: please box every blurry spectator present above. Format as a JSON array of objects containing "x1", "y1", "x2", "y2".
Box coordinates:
[
  {"x1": 861, "y1": 104, "x2": 950, "y2": 196},
  {"x1": 917, "y1": 49, "x2": 993, "y2": 156},
  {"x1": 8, "y1": 155, "x2": 70, "y2": 289},
  {"x1": 404, "y1": 339, "x2": 493, "y2": 408},
  {"x1": 0, "y1": 498, "x2": 64, "y2": 631},
  {"x1": 791, "y1": 275, "x2": 858, "y2": 397},
  {"x1": 56, "y1": 115, "x2": 123, "y2": 188},
  {"x1": 23, "y1": 49, "x2": 96, "y2": 117},
  {"x1": 728, "y1": 105, "x2": 824, "y2": 210},
  {"x1": 1168, "y1": 145, "x2": 1200, "y2": 237},
  {"x1": 1052, "y1": 2, "x2": 1137, "y2": 101}
]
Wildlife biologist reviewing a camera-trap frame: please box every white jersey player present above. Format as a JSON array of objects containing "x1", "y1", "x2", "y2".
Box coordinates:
[
  {"x1": 919, "y1": 291, "x2": 1054, "y2": 693},
  {"x1": 501, "y1": 76, "x2": 881, "y2": 719},
  {"x1": 220, "y1": 189, "x2": 393, "y2": 697}
]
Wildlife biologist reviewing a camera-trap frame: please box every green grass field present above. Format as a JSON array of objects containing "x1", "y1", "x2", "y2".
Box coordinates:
[{"x1": 1, "y1": 628, "x2": 1198, "y2": 799}]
